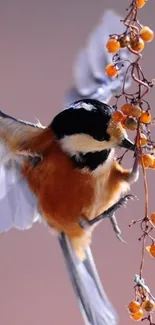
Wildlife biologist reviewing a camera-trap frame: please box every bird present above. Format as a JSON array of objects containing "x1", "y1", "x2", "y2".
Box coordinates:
[{"x1": 0, "y1": 10, "x2": 139, "y2": 325}]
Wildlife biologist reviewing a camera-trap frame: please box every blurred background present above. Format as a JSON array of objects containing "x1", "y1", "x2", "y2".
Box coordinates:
[{"x1": 0, "y1": 0, "x2": 155, "y2": 324}]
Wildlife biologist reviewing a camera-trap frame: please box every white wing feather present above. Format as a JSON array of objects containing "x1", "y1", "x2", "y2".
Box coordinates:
[
  {"x1": 0, "y1": 163, "x2": 39, "y2": 232},
  {"x1": 0, "y1": 111, "x2": 42, "y2": 232}
]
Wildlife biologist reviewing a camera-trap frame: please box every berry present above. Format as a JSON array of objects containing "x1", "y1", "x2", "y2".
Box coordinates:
[
  {"x1": 105, "y1": 64, "x2": 118, "y2": 77},
  {"x1": 135, "y1": 134, "x2": 147, "y2": 147},
  {"x1": 106, "y1": 38, "x2": 120, "y2": 53},
  {"x1": 129, "y1": 105, "x2": 142, "y2": 118},
  {"x1": 112, "y1": 110, "x2": 125, "y2": 122},
  {"x1": 140, "y1": 111, "x2": 152, "y2": 124},
  {"x1": 124, "y1": 117, "x2": 138, "y2": 130},
  {"x1": 138, "y1": 286, "x2": 147, "y2": 296},
  {"x1": 150, "y1": 212, "x2": 155, "y2": 225},
  {"x1": 136, "y1": 0, "x2": 146, "y2": 8},
  {"x1": 139, "y1": 154, "x2": 154, "y2": 168},
  {"x1": 121, "y1": 103, "x2": 133, "y2": 115},
  {"x1": 150, "y1": 245, "x2": 155, "y2": 257},
  {"x1": 130, "y1": 37, "x2": 145, "y2": 52},
  {"x1": 140, "y1": 26, "x2": 154, "y2": 42},
  {"x1": 121, "y1": 104, "x2": 142, "y2": 118},
  {"x1": 146, "y1": 245, "x2": 155, "y2": 257},
  {"x1": 146, "y1": 245, "x2": 151, "y2": 253},
  {"x1": 142, "y1": 299, "x2": 155, "y2": 312},
  {"x1": 128, "y1": 301, "x2": 141, "y2": 313},
  {"x1": 150, "y1": 158, "x2": 155, "y2": 169},
  {"x1": 119, "y1": 34, "x2": 130, "y2": 48},
  {"x1": 130, "y1": 309, "x2": 144, "y2": 321}
]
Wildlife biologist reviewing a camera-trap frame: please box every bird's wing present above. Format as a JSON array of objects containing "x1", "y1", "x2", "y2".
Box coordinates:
[
  {"x1": 65, "y1": 10, "x2": 135, "y2": 105},
  {"x1": 0, "y1": 110, "x2": 43, "y2": 231}
]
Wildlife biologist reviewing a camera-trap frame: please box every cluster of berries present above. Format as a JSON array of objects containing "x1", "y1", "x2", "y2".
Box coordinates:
[
  {"x1": 104, "y1": 0, "x2": 155, "y2": 323},
  {"x1": 128, "y1": 297, "x2": 155, "y2": 321},
  {"x1": 105, "y1": 1, "x2": 154, "y2": 78},
  {"x1": 112, "y1": 103, "x2": 155, "y2": 169}
]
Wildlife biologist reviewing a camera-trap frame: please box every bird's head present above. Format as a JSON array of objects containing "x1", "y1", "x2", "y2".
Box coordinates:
[{"x1": 50, "y1": 99, "x2": 135, "y2": 170}]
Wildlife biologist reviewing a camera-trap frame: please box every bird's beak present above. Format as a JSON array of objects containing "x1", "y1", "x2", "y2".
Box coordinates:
[{"x1": 119, "y1": 137, "x2": 135, "y2": 151}]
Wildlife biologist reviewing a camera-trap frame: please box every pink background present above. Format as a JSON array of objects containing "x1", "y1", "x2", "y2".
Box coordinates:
[{"x1": 0, "y1": 0, "x2": 155, "y2": 324}]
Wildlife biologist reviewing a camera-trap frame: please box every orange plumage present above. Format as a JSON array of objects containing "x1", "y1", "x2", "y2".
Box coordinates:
[{"x1": 19, "y1": 127, "x2": 133, "y2": 259}]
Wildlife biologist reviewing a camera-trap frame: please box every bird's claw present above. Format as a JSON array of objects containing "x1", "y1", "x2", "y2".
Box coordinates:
[
  {"x1": 110, "y1": 214, "x2": 127, "y2": 244},
  {"x1": 116, "y1": 233, "x2": 127, "y2": 244},
  {"x1": 79, "y1": 194, "x2": 137, "y2": 237}
]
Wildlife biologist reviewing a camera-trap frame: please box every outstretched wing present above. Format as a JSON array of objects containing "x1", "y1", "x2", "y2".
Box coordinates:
[
  {"x1": 65, "y1": 10, "x2": 134, "y2": 105},
  {"x1": 0, "y1": 111, "x2": 44, "y2": 231}
]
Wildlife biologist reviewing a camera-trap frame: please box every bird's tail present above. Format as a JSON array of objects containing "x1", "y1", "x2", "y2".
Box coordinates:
[{"x1": 59, "y1": 233, "x2": 118, "y2": 325}]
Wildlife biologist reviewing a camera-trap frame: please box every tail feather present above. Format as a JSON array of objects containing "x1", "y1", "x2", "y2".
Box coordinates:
[{"x1": 59, "y1": 233, "x2": 118, "y2": 325}]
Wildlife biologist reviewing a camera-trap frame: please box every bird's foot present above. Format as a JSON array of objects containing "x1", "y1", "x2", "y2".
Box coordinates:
[{"x1": 79, "y1": 194, "x2": 137, "y2": 242}]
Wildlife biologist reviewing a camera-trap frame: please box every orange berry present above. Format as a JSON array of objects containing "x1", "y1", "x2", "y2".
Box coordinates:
[
  {"x1": 124, "y1": 117, "x2": 138, "y2": 130},
  {"x1": 130, "y1": 309, "x2": 144, "y2": 321},
  {"x1": 140, "y1": 26, "x2": 154, "y2": 42},
  {"x1": 135, "y1": 133, "x2": 147, "y2": 147},
  {"x1": 105, "y1": 64, "x2": 118, "y2": 77},
  {"x1": 142, "y1": 299, "x2": 155, "y2": 312},
  {"x1": 106, "y1": 38, "x2": 120, "y2": 53},
  {"x1": 121, "y1": 103, "x2": 133, "y2": 115},
  {"x1": 121, "y1": 117, "x2": 128, "y2": 129},
  {"x1": 140, "y1": 111, "x2": 152, "y2": 124},
  {"x1": 128, "y1": 301, "x2": 141, "y2": 314},
  {"x1": 129, "y1": 105, "x2": 142, "y2": 118},
  {"x1": 150, "y1": 212, "x2": 155, "y2": 225},
  {"x1": 150, "y1": 158, "x2": 155, "y2": 169},
  {"x1": 112, "y1": 110, "x2": 125, "y2": 122},
  {"x1": 136, "y1": 0, "x2": 146, "y2": 8},
  {"x1": 139, "y1": 154, "x2": 154, "y2": 168},
  {"x1": 150, "y1": 245, "x2": 155, "y2": 257},
  {"x1": 131, "y1": 37, "x2": 145, "y2": 52}
]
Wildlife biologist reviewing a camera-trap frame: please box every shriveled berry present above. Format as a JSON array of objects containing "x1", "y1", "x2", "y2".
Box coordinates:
[
  {"x1": 130, "y1": 309, "x2": 144, "y2": 321},
  {"x1": 136, "y1": 0, "x2": 146, "y2": 8},
  {"x1": 140, "y1": 111, "x2": 152, "y2": 124},
  {"x1": 138, "y1": 286, "x2": 147, "y2": 296},
  {"x1": 139, "y1": 154, "x2": 154, "y2": 168},
  {"x1": 130, "y1": 37, "x2": 145, "y2": 52},
  {"x1": 140, "y1": 26, "x2": 154, "y2": 42},
  {"x1": 142, "y1": 299, "x2": 155, "y2": 312},
  {"x1": 105, "y1": 64, "x2": 119, "y2": 77},
  {"x1": 119, "y1": 34, "x2": 130, "y2": 48},
  {"x1": 106, "y1": 38, "x2": 120, "y2": 53},
  {"x1": 112, "y1": 110, "x2": 125, "y2": 122},
  {"x1": 128, "y1": 300, "x2": 141, "y2": 313},
  {"x1": 124, "y1": 117, "x2": 138, "y2": 130},
  {"x1": 150, "y1": 212, "x2": 155, "y2": 225}
]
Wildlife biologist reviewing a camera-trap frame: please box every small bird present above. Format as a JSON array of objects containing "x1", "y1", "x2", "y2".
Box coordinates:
[
  {"x1": 0, "y1": 98, "x2": 138, "y2": 325},
  {"x1": 0, "y1": 10, "x2": 138, "y2": 325}
]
